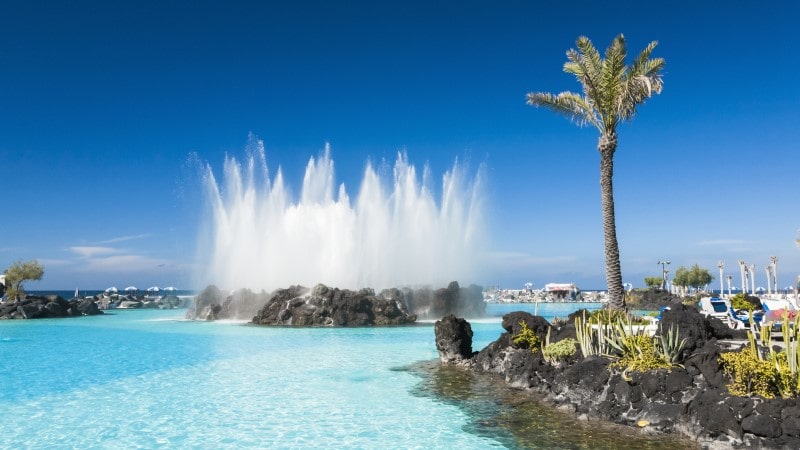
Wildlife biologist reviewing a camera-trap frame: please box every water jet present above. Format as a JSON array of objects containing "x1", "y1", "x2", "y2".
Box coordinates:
[{"x1": 194, "y1": 136, "x2": 487, "y2": 318}]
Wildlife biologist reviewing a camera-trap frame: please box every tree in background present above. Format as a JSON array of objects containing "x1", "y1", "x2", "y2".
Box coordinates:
[
  {"x1": 688, "y1": 264, "x2": 714, "y2": 290},
  {"x1": 644, "y1": 276, "x2": 663, "y2": 288},
  {"x1": 3, "y1": 259, "x2": 45, "y2": 301},
  {"x1": 526, "y1": 35, "x2": 664, "y2": 310},
  {"x1": 672, "y1": 264, "x2": 713, "y2": 295},
  {"x1": 672, "y1": 267, "x2": 689, "y2": 296}
]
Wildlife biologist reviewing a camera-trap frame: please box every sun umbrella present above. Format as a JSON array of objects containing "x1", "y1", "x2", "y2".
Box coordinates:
[
  {"x1": 147, "y1": 286, "x2": 160, "y2": 292},
  {"x1": 163, "y1": 286, "x2": 177, "y2": 292},
  {"x1": 124, "y1": 286, "x2": 138, "y2": 292},
  {"x1": 105, "y1": 287, "x2": 118, "y2": 293}
]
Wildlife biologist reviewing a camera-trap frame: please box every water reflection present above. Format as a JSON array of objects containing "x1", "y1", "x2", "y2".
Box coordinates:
[{"x1": 405, "y1": 361, "x2": 699, "y2": 450}]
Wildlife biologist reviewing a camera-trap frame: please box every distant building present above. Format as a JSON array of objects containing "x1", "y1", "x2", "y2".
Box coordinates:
[{"x1": 544, "y1": 283, "x2": 580, "y2": 300}]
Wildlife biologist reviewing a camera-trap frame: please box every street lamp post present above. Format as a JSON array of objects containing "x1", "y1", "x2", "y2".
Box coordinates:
[
  {"x1": 749, "y1": 264, "x2": 756, "y2": 296},
  {"x1": 658, "y1": 260, "x2": 671, "y2": 291},
  {"x1": 718, "y1": 261, "x2": 724, "y2": 296}
]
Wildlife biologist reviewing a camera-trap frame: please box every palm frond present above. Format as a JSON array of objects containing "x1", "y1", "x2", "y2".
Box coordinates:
[
  {"x1": 599, "y1": 34, "x2": 627, "y2": 131},
  {"x1": 575, "y1": 36, "x2": 603, "y2": 82},
  {"x1": 630, "y1": 40, "x2": 659, "y2": 75},
  {"x1": 618, "y1": 43, "x2": 665, "y2": 121},
  {"x1": 563, "y1": 37, "x2": 605, "y2": 107},
  {"x1": 564, "y1": 47, "x2": 599, "y2": 102},
  {"x1": 529, "y1": 35, "x2": 664, "y2": 134},
  {"x1": 526, "y1": 91, "x2": 601, "y2": 131}
]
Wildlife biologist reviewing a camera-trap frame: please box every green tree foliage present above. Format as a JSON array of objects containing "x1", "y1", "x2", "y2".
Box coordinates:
[
  {"x1": 672, "y1": 264, "x2": 714, "y2": 291},
  {"x1": 4, "y1": 259, "x2": 45, "y2": 301},
  {"x1": 644, "y1": 276, "x2": 663, "y2": 288},
  {"x1": 526, "y1": 35, "x2": 664, "y2": 310}
]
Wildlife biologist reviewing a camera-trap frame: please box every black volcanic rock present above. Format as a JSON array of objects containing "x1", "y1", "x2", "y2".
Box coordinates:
[
  {"x1": 0, "y1": 295, "x2": 103, "y2": 320},
  {"x1": 400, "y1": 281, "x2": 485, "y2": 319},
  {"x1": 659, "y1": 304, "x2": 710, "y2": 357},
  {"x1": 627, "y1": 288, "x2": 683, "y2": 310},
  {"x1": 251, "y1": 284, "x2": 415, "y2": 326},
  {"x1": 501, "y1": 311, "x2": 551, "y2": 342},
  {"x1": 436, "y1": 310, "x2": 800, "y2": 448},
  {"x1": 186, "y1": 285, "x2": 269, "y2": 320},
  {"x1": 434, "y1": 314, "x2": 474, "y2": 363},
  {"x1": 76, "y1": 298, "x2": 101, "y2": 315},
  {"x1": 189, "y1": 281, "x2": 485, "y2": 323}
]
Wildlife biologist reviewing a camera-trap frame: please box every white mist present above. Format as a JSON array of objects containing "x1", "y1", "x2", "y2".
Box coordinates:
[{"x1": 197, "y1": 136, "x2": 486, "y2": 292}]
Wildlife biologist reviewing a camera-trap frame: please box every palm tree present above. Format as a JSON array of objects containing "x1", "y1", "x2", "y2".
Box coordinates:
[{"x1": 526, "y1": 35, "x2": 664, "y2": 310}]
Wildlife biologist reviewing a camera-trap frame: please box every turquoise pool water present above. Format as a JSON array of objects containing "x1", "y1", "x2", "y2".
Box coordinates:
[{"x1": 0, "y1": 304, "x2": 694, "y2": 449}]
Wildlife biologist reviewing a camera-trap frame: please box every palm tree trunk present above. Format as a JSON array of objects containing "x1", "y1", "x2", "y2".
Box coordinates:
[{"x1": 598, "y1": 132, "x2": 625, "y2": 310}]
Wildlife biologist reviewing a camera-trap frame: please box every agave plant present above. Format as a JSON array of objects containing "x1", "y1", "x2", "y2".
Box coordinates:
[{"x1": 657, "y1": 324, "x2": 687, "y2": 365}]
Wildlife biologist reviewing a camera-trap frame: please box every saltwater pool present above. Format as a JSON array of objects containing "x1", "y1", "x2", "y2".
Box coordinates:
[{"x1": 0, "y1": 303, "x2": 694, "y2": 448}]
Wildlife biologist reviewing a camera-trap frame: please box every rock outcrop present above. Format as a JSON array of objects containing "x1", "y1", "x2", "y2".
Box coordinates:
[
  {"x1": 626, "y1": 288, "x2": 684, "y2": 310},
  {"x1": 188, "y1": 281, "x2": 486, "y2": 323},
  {"x1": 403, "y1": 282, "x2": 485, "y2": 319},
  {"x1": 434, "y1": 314, "x2": 474, "y2": 363},
  {"x1": 434, "y1": 307, "x2": 800, "y2": 448},
  {"x1": 0, "y1": 295, "x2": 103, "y2": 319},
  {"x1": 252, "y1": 284, "x2": 415, "y2": 326},
  {"x1": 186, "y1": 285, "x2": 270, "y2": 321}
]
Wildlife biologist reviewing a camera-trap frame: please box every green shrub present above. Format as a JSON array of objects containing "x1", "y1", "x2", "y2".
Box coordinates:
[
  {"x1": 610, "y1": 334, "x2": 672, "y2": 373},
  {"x1": 731, "y1": 293, "x2": 757, "y2": 311},
  {"x1": 542, "y1": 333, "x2": 577, "y2": 365},
  {"x1": 512, "y1": 321, "x2": 540, "y2": 353},
  {"x1": 719, "y1": 313, "x2": 800, "y2": 398},
  {"x1": 575, "y1": 310, "x2": 684, "y2": 374},
  {"x1": 719, "y1": 346, "x2": 777, "y2": 398}
]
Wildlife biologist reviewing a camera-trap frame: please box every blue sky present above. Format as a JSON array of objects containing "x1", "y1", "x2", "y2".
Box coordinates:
[{"x1": 1, "y1": 1, "x2": 799, "y2": 291}]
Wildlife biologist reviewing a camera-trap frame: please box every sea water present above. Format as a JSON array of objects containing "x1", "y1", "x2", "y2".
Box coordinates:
[{"x1": 0, "y1": 303, "x2": 696, "y2": 449}]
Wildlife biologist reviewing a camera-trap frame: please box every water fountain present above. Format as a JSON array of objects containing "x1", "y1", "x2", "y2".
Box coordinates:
[{"x1": 193, "y1": 136, "x2": 487, "y2": 319}]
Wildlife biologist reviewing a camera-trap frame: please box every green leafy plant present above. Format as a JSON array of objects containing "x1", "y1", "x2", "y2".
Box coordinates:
[
  {"x1": 719, "y1": 311, "x2": 800, "y2": 398},
  {"x1": 575, "y1": 311, "x2": 615, "y2": 357},
  {"x1": 541, "y1": 328, "x2": 577, "y2": 365},
  {"x1": 610, "y1": 334, "x2": 672, "y2": 373},
  {"x1": 512, "y1": 321, "x2": 540, "y2": 353},
  {"x1": 605, "y1": 317, "x2": 672, "y2": 374},
  {"x1": 730, "y1": 293, "x2": 757, "y2": 312},
  {"x1": 719, "y1": 346, "x2": 776, "y2": 398},
  {"x1": 657, "y1": 324, "x2": 687, "y2": 365}
]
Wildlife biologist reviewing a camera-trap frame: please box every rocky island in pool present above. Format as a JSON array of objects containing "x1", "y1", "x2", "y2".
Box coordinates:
[
  {"x1": 187, "y1": 281, "x2": 485, "y2": 325},
  {"x1": 0, "y1": 295, "x2": 103, "y2": 319},
  {"x1": 435, "y1": 306, "x2": 800, "y2": 448}
]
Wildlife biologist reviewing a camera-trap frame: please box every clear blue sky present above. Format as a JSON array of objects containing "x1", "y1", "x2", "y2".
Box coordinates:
[{"x1": 1, "y1": 1, "x2": 799, "y2": 291}]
